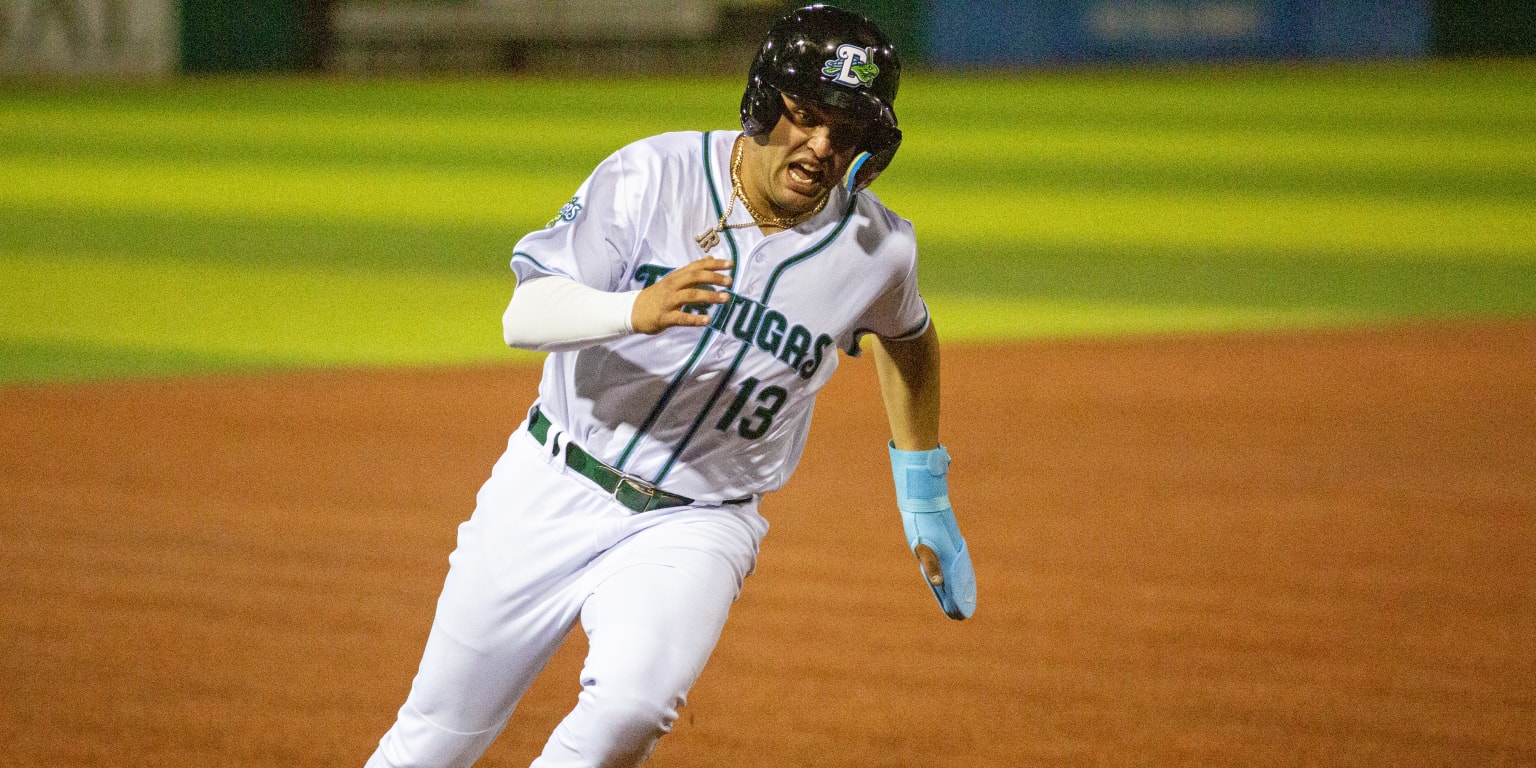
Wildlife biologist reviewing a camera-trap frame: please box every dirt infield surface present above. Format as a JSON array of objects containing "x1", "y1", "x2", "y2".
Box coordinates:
[{"x1": 2, "y1": 320, "x2": 1533, "y2": 768}]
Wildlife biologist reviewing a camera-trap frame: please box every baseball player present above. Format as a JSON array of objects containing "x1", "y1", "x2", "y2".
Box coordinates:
[{"x1": 364, "y1": 6, "x2": 976, "y2": 767}]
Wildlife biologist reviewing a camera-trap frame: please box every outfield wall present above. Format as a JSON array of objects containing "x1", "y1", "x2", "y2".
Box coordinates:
[{"x1": 923, "y1": 0, "x2": 1431, "y2": 66}]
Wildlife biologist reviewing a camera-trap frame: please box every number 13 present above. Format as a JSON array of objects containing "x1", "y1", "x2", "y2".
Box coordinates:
[{"x1": 715, "y1": 377, "x2": 788, "y2": 440}]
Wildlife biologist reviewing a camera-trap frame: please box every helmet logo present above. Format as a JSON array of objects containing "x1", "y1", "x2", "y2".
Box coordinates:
[{"x1": 822, "y1": 44, "x2": 879, "y2": 88}]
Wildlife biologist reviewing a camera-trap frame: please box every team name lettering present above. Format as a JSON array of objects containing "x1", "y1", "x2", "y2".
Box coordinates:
[
  {"x1": 633, "y1": 264, "x2": 709, "y2": 314},
  {"x1": 711, "y1": 293, "x2": 832, "y2": 380},
  {"x1": 633, "y1": 264, "x2": 832, "y2": 378},
  {"x1": 634, "y1": 264, "x2": 672, "y2": 287}
]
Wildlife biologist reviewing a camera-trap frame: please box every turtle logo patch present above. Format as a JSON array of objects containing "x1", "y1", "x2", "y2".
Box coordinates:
[{"x1": 822, "y1": 44, "x2": 879, "y2": 88}]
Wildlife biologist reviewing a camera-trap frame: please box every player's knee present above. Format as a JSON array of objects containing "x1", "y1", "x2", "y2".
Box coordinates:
[{"x1": 583, "y1": 692, "x2": 677, "y2": 766}]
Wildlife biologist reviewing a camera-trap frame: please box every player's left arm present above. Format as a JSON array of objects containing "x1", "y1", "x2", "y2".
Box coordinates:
[
  {"x1": 871, "y1": 323, "x2": 940, "y2": 451},
  {"x1": 869, "y1": 323, "x2": 977, "y2": 620}
]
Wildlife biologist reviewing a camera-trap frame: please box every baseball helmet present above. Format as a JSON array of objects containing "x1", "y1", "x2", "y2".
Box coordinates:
[{"x1": 740, "y1": 4, "x2": 902, "y2": 193}]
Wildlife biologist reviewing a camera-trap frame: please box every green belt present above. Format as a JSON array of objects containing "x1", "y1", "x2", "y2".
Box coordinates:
[{"x1": 529, "y1": 407, "x2": 723, "y2": 514}]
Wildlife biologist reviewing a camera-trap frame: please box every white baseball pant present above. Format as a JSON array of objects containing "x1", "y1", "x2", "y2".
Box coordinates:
[{"x1": 366, "y1": 425, "x2": 768, "y2": 768}]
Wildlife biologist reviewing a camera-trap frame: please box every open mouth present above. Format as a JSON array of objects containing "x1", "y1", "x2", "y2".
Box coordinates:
[{"x1": 786, "y1": 160, "x2": 826, "y2": 194}]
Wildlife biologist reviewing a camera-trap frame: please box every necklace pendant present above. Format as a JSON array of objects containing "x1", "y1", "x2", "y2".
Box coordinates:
[{"x1": 695, "y1": 229, "x2": 720, "y2": 252}]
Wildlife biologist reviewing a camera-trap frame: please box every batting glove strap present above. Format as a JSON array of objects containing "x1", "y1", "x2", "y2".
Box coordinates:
[
  {"x1": 889, "y1": 443, "x2": 977, "y2": 620},
  {"x1": 889, "y1": 443, "x2": 950, "y2": 508}
]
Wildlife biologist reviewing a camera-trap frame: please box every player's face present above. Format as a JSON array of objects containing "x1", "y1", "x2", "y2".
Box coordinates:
[{"x1": 746, "y1": 95, "x2": 864, "y2": 219}]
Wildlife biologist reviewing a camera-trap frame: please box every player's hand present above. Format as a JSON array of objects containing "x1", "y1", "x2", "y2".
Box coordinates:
[
  {"x1": 902, "y1": 504, "x2": 977, "y2": 620},
  {"x1": 890, "y1": 444, "x2": 977, "y2": 620},
  {"x1": 631, "y1": 258, "x2": 733, "y2": 334}
]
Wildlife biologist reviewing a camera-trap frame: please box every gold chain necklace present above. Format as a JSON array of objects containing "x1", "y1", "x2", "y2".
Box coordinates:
[
  {"x1": 731, "y1": 137, "x2": 829, "y2": 229},
  {"x1": 695, "y1": 137, "x2": 830, "y2": 252}
]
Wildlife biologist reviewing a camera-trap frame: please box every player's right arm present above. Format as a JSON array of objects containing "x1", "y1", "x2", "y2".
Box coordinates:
[
  {"x1": 503, "y1": 257, "x2": 733, "y2": 352},
  {"x1": 630, "y1": 258, "x2": 734, "y2": 334},
  {"x1": 506, "y1": 138, "x2": 731, "y2": 351},
  {"x1": 502, "y1": 276, "x2": 636, "y2": 353}
]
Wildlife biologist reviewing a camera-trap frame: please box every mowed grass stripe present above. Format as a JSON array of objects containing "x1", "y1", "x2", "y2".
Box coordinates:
[
  {"x1": 0, "y1": 209, "x2": 515, "y2": 274},
  {"x1": 895, "y1": 128, "x2": 1536, "y2": 201},
  {"x1": 928, "y1": 296, "x2": 1362, "y2": 340},
  {"x1": 9, "y1": 152, "x2": 1523, "y2": 261},
  {"x1": 6, "y1": 120, "x2": 1528, "y2": 203},
  {"x1": 4, "y1": 155, "x2": 1527, "y2": 260},
  {"x1": 7, "y1": 94, "x2": 1529, "y2": 169},
  {"x1": 890, "y1": 187, "x2": 1535, "y2": 262},
  {"x1": 921, "y1": 62, "x2": 1536, "y2": 129},
  {"x1": 0, "y1": 156, "x2": 560, "y2": 226},
  {"x1": 1, "y1": 252, "x2": 525, "y2": 367},
  {"x1": 5, "y1": 75, "x2": 1531, "y2": 201},
  {"x1": 0, "y1": 104, "x2": 658, "y2": 175}
]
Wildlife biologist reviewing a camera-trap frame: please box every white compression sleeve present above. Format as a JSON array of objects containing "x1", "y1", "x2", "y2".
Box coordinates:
[{"x1": 502, "y1": 275, "x2": 639, "y2": 353}]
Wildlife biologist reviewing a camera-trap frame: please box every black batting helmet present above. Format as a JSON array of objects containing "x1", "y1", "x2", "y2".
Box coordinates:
[{"x1": 740, "y1": 4, "x2": 902, "y2": 193}]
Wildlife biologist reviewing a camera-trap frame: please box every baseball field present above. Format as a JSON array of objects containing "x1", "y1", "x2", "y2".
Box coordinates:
[{"x1": 2, "y1": 60, "x2": 1534, "y2": 765}]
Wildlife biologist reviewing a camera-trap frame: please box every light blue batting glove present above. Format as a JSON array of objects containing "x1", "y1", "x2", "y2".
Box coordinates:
[{"x1": 889, "y1": 443, "x2": 977, "y2": 620}]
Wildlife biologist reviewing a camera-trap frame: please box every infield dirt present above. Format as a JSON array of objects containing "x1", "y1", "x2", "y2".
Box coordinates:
[{"x1": 2, "y1": 320, "x2": 1533, "y2": 767}]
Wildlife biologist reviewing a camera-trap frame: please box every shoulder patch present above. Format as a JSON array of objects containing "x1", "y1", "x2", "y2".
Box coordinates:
[{"x1": 545, "y1": 196, "x2": 583, "y2": 228}]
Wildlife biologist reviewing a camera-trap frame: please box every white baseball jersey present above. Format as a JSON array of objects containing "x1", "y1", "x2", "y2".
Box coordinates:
[{"x1": 510, "y1": 130, "x2": 928, "y2": 501}]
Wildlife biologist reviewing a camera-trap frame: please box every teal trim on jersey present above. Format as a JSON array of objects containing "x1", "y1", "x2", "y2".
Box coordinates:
[
  {"x1": 848, "y1": 302, "x2": 931, "y2": 355},
  {"x1": 759, "y1": 194, "x2": 861, "y2": 301},
  {"x1": 613, "y1": 131, "x2": 741, "y2": 472},
  {"x1": 653, "y1": 339, "x2": 755, "y2": 485},
  {"x1": 650, "y1": 193, "x2": 860, "y2": 486},
  {"x1": 897, "y1": 309, "x2": 932, "y2": 339},
  {"x1": 510, "y1": 251, "x2": 578, "y2": 282}
]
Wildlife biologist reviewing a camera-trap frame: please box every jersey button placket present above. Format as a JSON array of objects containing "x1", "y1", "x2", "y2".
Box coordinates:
[
  {"x1": 743, "y1": 244, "x2": 768, "y2": 291},
  {"x1": 715, "y1": 255, "x2": 753, "y2": 359}
]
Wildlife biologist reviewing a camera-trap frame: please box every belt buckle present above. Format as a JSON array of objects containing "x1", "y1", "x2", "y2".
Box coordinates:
[{"x1": 614, "y1": 475, "x2": 659, "y2": 513}]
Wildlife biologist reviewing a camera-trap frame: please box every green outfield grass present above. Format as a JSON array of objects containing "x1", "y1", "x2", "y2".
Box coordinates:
[{"x1": 2, "y1": 61, "x2": 1534, "y2": 383}]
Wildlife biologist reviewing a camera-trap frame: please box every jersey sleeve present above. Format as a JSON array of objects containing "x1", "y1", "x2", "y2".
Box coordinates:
[
  {"x1": 847, "y1": 219, "x2": 930, "y2": 355},
  {"x1": 510, "y1": 148, "x2": 638, "y2": 292}
]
